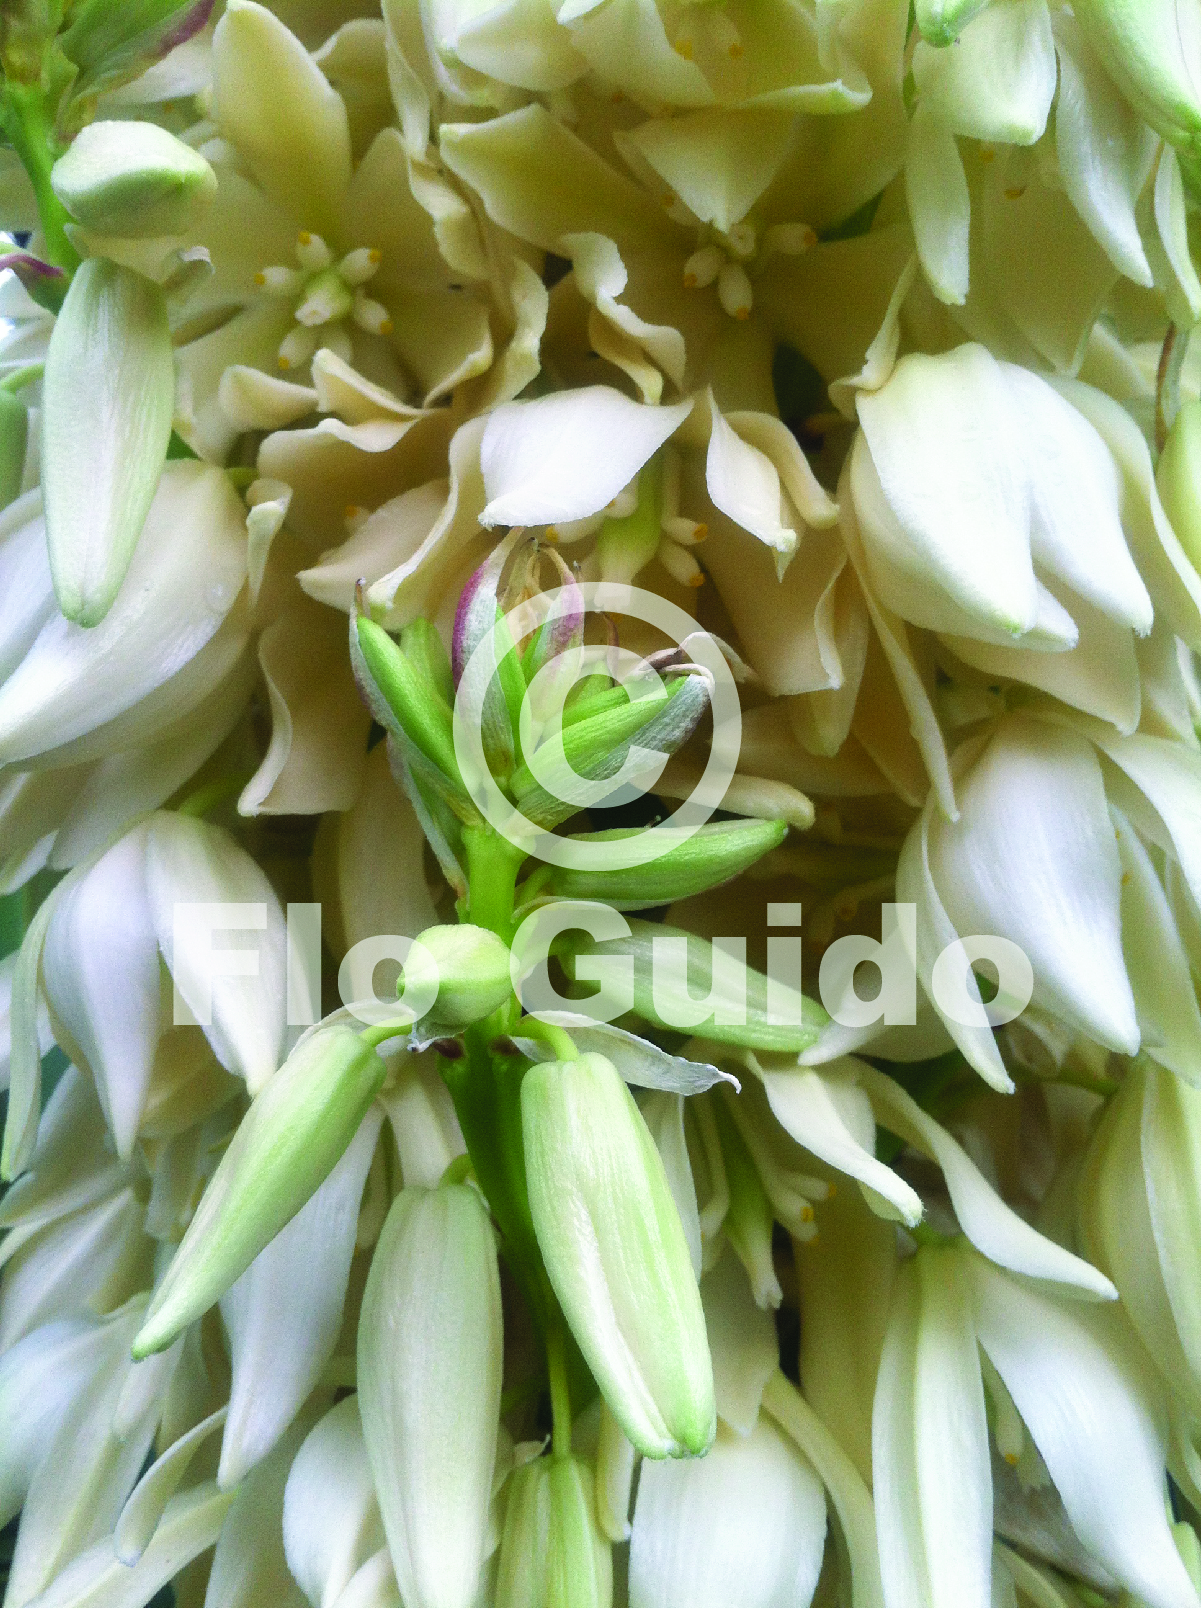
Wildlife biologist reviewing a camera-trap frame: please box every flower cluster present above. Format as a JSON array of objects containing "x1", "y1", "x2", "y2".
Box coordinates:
[{"x1": 0, "y1": 0, "x2": 1198, "y2": 1605}]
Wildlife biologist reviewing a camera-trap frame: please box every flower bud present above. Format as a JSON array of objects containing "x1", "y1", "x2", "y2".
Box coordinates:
[
  {"x1": 521, "y1": 1052, "x2": 715, "y2": 1458},
  {"x1": 495, "y1": 1455, "x2": 613, "y2": 1608},
  {"x1": 352, "y1": 608, "x2": 470, "y2": 807},
  {"x1": 407, "y1": 923, "x2": 514, "y2": 1027},
  {"x1": 358, "y1": 1183, "x2": 503, "y2": 1608},
  {"x1": 51, "y1": 122, "x2": 217, "y2": 237},
  {"x1": 1157, "y1": 398, "x2": 1201, "y2": 573},
  {"x1": 1071, "y1": 0, "x2": 1201, "y2": 154},
  {"x1": 42, "y1": 257, "x2": 175, "y2": 626},
  {"x1": 547, "y1": 819, "x2": 787, "y2": 911},
  {"x1": 133, "y1": 1024, "x2": 387, "y2": 1357},
  {"x1": 59, "y1": 0, "x2": 215, "y2": 98}
]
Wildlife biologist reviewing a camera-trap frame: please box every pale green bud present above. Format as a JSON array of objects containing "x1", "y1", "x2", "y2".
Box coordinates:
[
  {"x1": 51, "y1": 122, "x2": 217, "y2": 238},
  {"x1": 1157, "y1": 399, "x2": 1201, "y2": 573},
  {"x1": 358, "y1": 1183, "x2": 503, "y2": 1608},
  {"x1": 406, "y1": 923, "x2": 513, "y2": 1027},
  {"x1": 547, "y1": 819, "x2": 788, "y2": 912},
  {"x1": 1072, "y1": 0, "x2": 1201, "y2": 155},
  {"x1": 133, "y1": 1024, "x2": 387, "y2": 1357},
  {"x1": 522, "y1": 1053, "x2": 716, "y2": 1459},
  {"x1": 43, "y1": 256, "x2": 175, "y2": 626},
  {"x1": 495, "y1": 1455, "x2": 613, "y2": 1608}
]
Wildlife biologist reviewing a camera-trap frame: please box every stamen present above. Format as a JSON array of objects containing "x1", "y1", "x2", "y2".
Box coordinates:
[
  {"x1": 352, "y1": 290, "x2": 394, "y2": 336},
  {"x1": 278, "y1": 325, "x2": 319, "y2": 371},
  {"x1": 339, "y1": 246, "x2": 383, "y2": 286},
  {"x1": 295, "y1": 231, "x2": 332, "y2": 271},
  {"x1": 683, "y1": 245, "x2": 723, "y2": 289},
  {"x1": 254, "y1": 265, "x2": 303, "y2": 295},
  {"x1": 664, "y1": 516, "x2": 707, "y2": 545},
  {"x1": 659, "y1": 539, "x2": 705, "y2": 588},
  {"x1": 763, "y1": 222, "x2": 817, "y2": 256},
  {"x1": 717, "y1": 259, "x2": 753, "y2": 319}
]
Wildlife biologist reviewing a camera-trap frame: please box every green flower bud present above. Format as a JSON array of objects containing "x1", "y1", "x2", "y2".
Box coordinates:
[
  {"x1": 133, "y1": 1024, "x2": 387, "y2": 1357},
  {"x1": 43, "y1": 256, "x2": 175, "y2": 626},
  {"x1": 51, "y1": 121, "x2": 217, "y2": 238},
  {"x1": 1072, "y1": 0, "x2": 1201, "y2": 154},
  {"x1": 1157, "y1": 399, "x2": 1201, "y2": 572},
  {"x1": 547, "y1": 819, "x2": 788, "y2": 911},
  {"x1": 511, "y1": 674, "x2": 711, "y2": 830},
  {"x1": 358, "y1": 1183, "x2": 504, "y2": 1608},
  {"x1": 496, "y1": 1455, "x2": 613, "y2": 1608},
  {"x1": 406, "y1": 923, "x2": 514, "y2": 1027},
  {"x1": 522, "y1": 1052, "x2": 716, "y2": 1459}
]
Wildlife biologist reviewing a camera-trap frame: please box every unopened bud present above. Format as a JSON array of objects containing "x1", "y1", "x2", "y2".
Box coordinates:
[
  {"x1": 547, "y1": 819, "x2": 788, "y2": 911},
  {"x1": 522, "y1": 1052, "x2": 715, "y2": 1458},
  {"x1": 406, "y1": 924, "x2": 513, "y2": 1027},
  {"x1": 51, "y1": 122, "x2": 217, "y2": 237},
  {"x1": 358, "y1": 1183, "x2": 503, "y2": 1608},
  {"x1": 1071, "y1": 0, "x2": 1201, "y2": 154},
  {"x1": 132, "y1": 1024, "x2": 387, "y2": 1357},
  {"x1": 43, "y1": 257, "x2": 175, "y2": 625},
  {"x1": 496, "y1": 1455, "x2": 613, "y2": 1607},
  {"x1": 352, "y1": 607, "x2": 470, "y2": 807}
]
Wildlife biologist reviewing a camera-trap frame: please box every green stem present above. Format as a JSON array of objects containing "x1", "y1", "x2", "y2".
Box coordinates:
[
  {"x1": 0, "y1": 81, "x2": 79, "y2": 287},
  {"x1": 546, "y1": 1321, "x2": 573, "y2": 1460},
  {"x1": 463, "y1": 823, "x2": 524, "y2": 941},
  {"x1": 520, "y1": 1016, "x2": 578, "y2": 1063}
]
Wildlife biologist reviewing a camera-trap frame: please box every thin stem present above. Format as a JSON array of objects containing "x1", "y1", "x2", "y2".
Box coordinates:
[
  {"x1": 464, "y1": 823, "x2": 524, "y2": 941},
  {"x1": 546, "y1": 1321, "x2": 573, "y2": 1461},
  {"x1": 0, "y1": 82, "x2": 79, "y2": 285},
  {"x1": 519, "y1": 1016, "x2": 578, "y2": 1063},
  {"x1": 358, "y1": 1021, "x2": 413, "y2": 1050}
]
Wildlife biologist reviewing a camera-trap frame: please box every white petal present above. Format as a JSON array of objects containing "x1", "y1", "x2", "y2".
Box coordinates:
[
  {"x1": 283, "y1": 1397, "x2": 387, "y2": 1606},
  {"x1": 701, "y1": 1247, "x2": 779, "y2": 1436},
  {"x1": 480, "y1": 386, "x2": 692, "y2": 527},
  {"x1": 969, "y1": 1252, "x2": 1197, "y2": 1608},
  {"x1": 706, "y1": 406, "x2": 798, "y2": 568},
  {"x1": 912, "y1": 0, "x2": 1056, "y2": 143},
  {"x1": 1095, "y1": 729, "x2": 1201, "y2": 910},
  {"x1": 927, "y1": 715, "x2": 1139, "y2": 1053},
  {"x1": 145, "y1": 812, "x2": 288, "y2": 1092},
  {"x1": 41, "y1": 824, "x2": 160, "y2": 1159},
  {"x1": 205, "y1": 1416, "x2": 313, "y2": 1607},
  {"x1": 630, "y1": 1416, "x2": 827, "y2": 1609},
  {"x1": 642, "y1": 1092, "x2": 703, "y2": 1277},
  {"x1": 115, "y1": 1406, "x2": 227, "y2": 1566},
  {"x1": 0, "y1": 463, "x2": 249, "y2": 767},
  {"x1": 1114, "y1": 809, "x2": 1200, "y2": 1084},
  {"x1": 859, "y1": 1065, "x2": 1116, "y2": 1299},
  {"x1": 903, "y1": 104, "x2": 969, "y2": 306},
  {"x1": 218, "y1": 1109, "x2": 381, "y2": 1486}
]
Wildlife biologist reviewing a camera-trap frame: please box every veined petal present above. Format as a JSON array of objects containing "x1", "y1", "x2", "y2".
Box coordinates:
[
  {"x1": 218, "y1": 1109, "x2": 382, "y2": 1486},
  {"x1": 145, "y1": 812, "x2": 288, "y2": 1093},
  {"x1": 480, "y1": 387, "x2": 692, "y2": 528},
  {"x1": 212, "y1": 0, "x2": 352, "y2": 236},
  {"x1": 283, "y1": 1397, "x2": 387, "y2": 1606},
  {"x1": 41, "y1": 822, "x2": 160, "y2": 1160},
  {"x1": 629, "y1": 1416, "x2": 827, "y2": 1609},
  {"x1": 858, "y1": 1065, "x2": 1116, "y2": 1299},
  {"x1": 968, "y1": 1250, "x2": 1197, "y2": 1608}
]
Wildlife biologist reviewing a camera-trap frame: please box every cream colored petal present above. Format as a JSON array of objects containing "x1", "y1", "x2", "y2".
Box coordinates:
[
  {"x1": 386, "y1": 285, "x2": 494, "y2": 406},
  {"x1": 312, "y1": 347, "x2": 424, "y2": 426},
  {"x1": 561, "y1": 0, "x2": 714, "y2": 108},
  {"x1": 283, "y1": 1397, "x2": 388, "y2": 1606},
  {"x1": 300, "y1": 479, "x2": 449, "y2": 614},
  {"x1": 176, "y1": 301, "x2": 297, "y2": 463},
  {"x1": 619, "y1": 108, "x2": 800, "y2": 234},
  {"x1": 239, "y1": 597, "x2": 371, "y2": 816},
  {"x1": 904, "y1": 104, "x2": 970, "y2": 307},
  {"x1": 912, "y1": 0, "x2": 1055, "y2": 143},
  {"x1": 454, "y1": 0, "x2": 586, "y2": 90},
  {"x1": 564, "y1": 231, "x2": 686, "y2": 393},
  {"x1": 212, "y1": 0, "x2": 353, "y2": 236},
  {"x1": 218, "y1": 367, "x2": 318, "y2": 434}
]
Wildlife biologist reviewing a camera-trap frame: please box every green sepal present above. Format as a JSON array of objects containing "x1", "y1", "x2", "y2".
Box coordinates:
[{"x1": 546, "y1": 818, "x2": 788, "y2": 911}]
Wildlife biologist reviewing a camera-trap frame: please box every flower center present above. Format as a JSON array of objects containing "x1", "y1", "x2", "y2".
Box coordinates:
[
  {"x1": 253, "y1": 231, "x2": 391, "y2": 372},
  {"x1": 681, "y1": 220, "x2": 816, "y2": 320}
]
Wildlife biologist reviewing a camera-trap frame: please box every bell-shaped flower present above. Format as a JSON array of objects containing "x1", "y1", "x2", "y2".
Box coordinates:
[
  {"x1": 20, "y1": 810, "x2": 288, "y2": 1171},
  {"x1": 133, "y1": 1019, "x2": 388, "y2": 1356},
  {"x1": 495, "y1": 1452, "x2": 612, "y2": 1608},
  {"x1": 872, "y1": 1236, "x2": 1196, "y2": 1607},
  {"x1": 521, "y1": 1050, "x2": 715, "y2": 1458},
  {"x1": 217, "y1": 1107, "x2": 383, "y2": 1487},
  {"x1": 0, "y1": 460, "x2": 251, "y2": 773},
  {"x1": 358, "y1": 1180, "x2": 504, "y2": 1608},
  {"x1": 850, "y1": 344, "x2": 1156, "y2": 736},
  {"x1": 1079, "y1": 1057, "x2": 1201, "y2": 1421},
  {"x1": 898, "y1": 710, "x2": 1200, "y2": 1090}
]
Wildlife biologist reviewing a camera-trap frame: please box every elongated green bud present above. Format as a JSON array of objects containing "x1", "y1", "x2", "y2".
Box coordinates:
[
  {"x1": 547, "y1": 819, "x2": 788, "y2": 911},
  {"x1": 43, "y1": 257, "x2": 175, "y2": 626},
  {"x1": 133, "y1": 1025, "x2": 386, "y2": 1357},
  {"x1": 358, "y1": 1183, "x2": 504, "y2": 1608},
  {"x1": 406, "y1": 923, "x2": 513, "y2": 1026},
  {"x1": 522, "y1": 1052, "x2": 715, "y2": 1459},
  {"x1": 352, "y1": 610, "x2": 468, "y2": 800},
  {"x1": 1072, "y1": 0, "x2": 1201, "y2": 154},
  {"x1": 496, "y1": 1455, "x2": 613, "y2": 1608},
  {"x1": 1157, "y1": 399, "x2": 1201, "y2": 572},
  {"x1": 51, "y1": 122, "x2": 217, "y2": 237}
]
